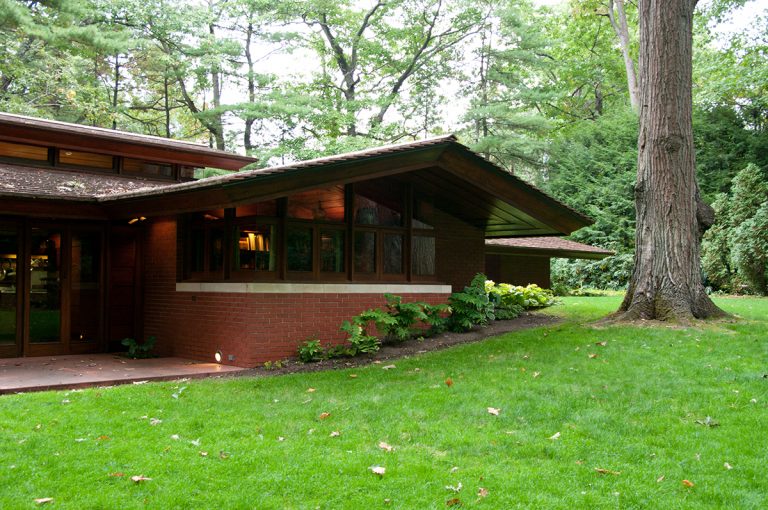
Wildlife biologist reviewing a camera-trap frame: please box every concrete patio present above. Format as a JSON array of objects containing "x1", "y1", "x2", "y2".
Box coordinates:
[{"x1": 0, "y1": 354, "x2": 246, "y2": 394}]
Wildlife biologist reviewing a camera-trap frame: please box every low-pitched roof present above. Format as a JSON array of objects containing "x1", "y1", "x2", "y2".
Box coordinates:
[
  {"x1": 485, "y1": 237, "x2": 614, "y2": 260},
  {"x1": 0, "y1": 112, "x2": 256, "y2": 170}
]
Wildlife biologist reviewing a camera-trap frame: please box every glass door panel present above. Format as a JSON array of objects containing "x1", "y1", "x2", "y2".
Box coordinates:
[
  {"x1": 70, "y1": 231, "x2": 101, "y2": 344},
  {"x1": 29, "y1": 228, "x2": 62, "y2": 343},
  {"x1": 0, "y1": 229, "x2": 18, "y2": 348}
]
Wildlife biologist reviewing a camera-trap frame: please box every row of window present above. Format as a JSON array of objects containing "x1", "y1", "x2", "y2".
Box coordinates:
[
  {"x1": 183, "y1": 183, "x2": 437, "y2": 282},
  {"x1": 0, "y1": 140, "x2": 194, "y2": 180}
]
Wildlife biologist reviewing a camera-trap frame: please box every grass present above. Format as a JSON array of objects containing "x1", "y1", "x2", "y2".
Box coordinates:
[{"x1": 1, "y1": 296, "x2": 766, "y2": 509}]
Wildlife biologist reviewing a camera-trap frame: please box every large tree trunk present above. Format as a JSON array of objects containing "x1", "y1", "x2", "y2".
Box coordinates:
[{"x1": 616, "y1": 0, "x2": 725, "y2": 321}]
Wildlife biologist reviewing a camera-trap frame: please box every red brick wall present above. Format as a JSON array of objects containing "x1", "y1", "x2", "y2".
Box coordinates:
[
  {"x1": 141, "y1": 217, "x2": 452, "y2": 367},
  {"x1": 484, "y1": 254, "x2": 551, "y2": 288},
  {"x1": 435, "y1": 209, "x2": 486, "y2": 291}
]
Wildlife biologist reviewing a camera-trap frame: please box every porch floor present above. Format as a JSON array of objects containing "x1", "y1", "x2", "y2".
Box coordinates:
[{"x1": 0, "y1": 354, "x2": 246, "y2": 394}]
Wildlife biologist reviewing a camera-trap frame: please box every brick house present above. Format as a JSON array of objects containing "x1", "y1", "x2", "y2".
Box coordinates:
[{"x1": 0, "y1": 112, "x2": 593, "y2": 366}]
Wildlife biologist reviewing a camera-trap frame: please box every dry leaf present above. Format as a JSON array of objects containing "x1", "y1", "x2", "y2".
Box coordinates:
[
  {"x1": 34, "y1": 498, "x2": 53, "y2": 505},
  {"x1": 170, "y1": 434, "x2": 180, "y2": 440},
  {"x1": 532, "y1": 371, "x2": 541, "y2": 378},
  {"x1": 595, "y1": 341, "x2": 607, "y2": 347},
  {"x1": 445, "y1": 482, "x2": 462, "y2": 493},
  {"x1": 378, "y1": 441, "x2": 394, "y2": 452},
  {"x1": 219, "y1": 451, "x2": 230, "y2": 459},
  {"x1": 200, "y1": 451, "x2": 208, "y2": 457},
  {"x1": 548, "y1": 432, "x2": 561, "y2": 441},
  {"x1": 445, "y1": 378, "x2": 453, "y2": 387},
  {"x1": 446, "y1": 498, "x2": 462, "y2": 507},
  {"x1": 450, "y1": 466, "x2": 459, "y2": 473},
  {"x1": 97, "y1": 435, "x2": 110, "y2": 441},
  {"x1": 477, "y1": 487, "x2": 489, "y2": 498},
  {"x1": 487, "y1": 407, "x2": 500, "y2": 416},
  {"x1": 330, "y1": 431, "x2": 340, "y2": 437},
  {"x1": 149, "y1": 418, "x2": 162, "y2": 426},
  {"x1": 349, "y1": 374, "x2": 358, "y2": 378},
  {"x1": 595, "y1": 468, "x2": 621, "y2": 476},
  {"x1": 656, "y1": 475, "x2": 665, "y2": 483},
  {"x1": 575, "y1": 460, "x2": 584, "y2": 465},
  {"x1": 278, "y1": 436, "x2": 285, "y2": 442},
  {"x1": 318, "y1": 412, "x2": 331, "y2": 420},
  {"x1": 108, "y1": 472, "x2": 124, "y2": 477},
  {"x1": 307, "y1": 387, "x2": 316, "y2": 393},
  {"x1": 682, "y1": 479, "x2": 694, "y2": 488},
  {"x1": 724, "y1": 462, "x2": 733, "y2": 470},
  {"x1": 369, "y1": 465, "x2": 386, "y2": 476},
  {"x1": 382, "y1": 365, "x2": 397, "y2": 370},
  {"x1": 131, "y1": 475, "x2": 152, "y2": 483},
  {"x1": 588, "y1": 354, "x2": 598, "y2": 359}
]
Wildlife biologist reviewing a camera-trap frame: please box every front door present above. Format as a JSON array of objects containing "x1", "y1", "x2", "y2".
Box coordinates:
[
  {"x1": 23, "y1": 225, "x2": 104, "y2": 357},
  {"x1": 0, "y1": 226, "x2": 20, "y2": 357}
]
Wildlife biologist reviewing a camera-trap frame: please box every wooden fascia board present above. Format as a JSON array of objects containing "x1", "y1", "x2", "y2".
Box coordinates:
[
  {"x1": 0, "y1": 124, "x2": 255, "y2": 170},
  {"x1": 101, "y1": 145, "x2": 451, "y2": 219},
  {"x1": 485, "y1": 245, "x2": 613, "y2": 260},
  {"x1": 0, "y1": 196, "x2": 106, "y2": 219},
  {"x1": 438, "y1": 147, "x2": 592, "y2": 235}
]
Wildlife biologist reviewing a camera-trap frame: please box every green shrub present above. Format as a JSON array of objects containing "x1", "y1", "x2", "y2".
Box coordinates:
[
  {"x1": 448, "y1": 273, "x2": 495, "y2": 332},
  {"x1": 381, "y1": 293, "x2": 428, "y2": 342},
  {"x1": 340, "y1": 319, "x2": 381, "y2": 355},
  {"x1": 297, "y1": 338, "x2": 325, "y2": 363},
  {"x1": 121, "y1": 336, "x2": 156, "y2": 359},
  {"x1": 422, "y1": 302, "x2": 451, "y2": 335}
]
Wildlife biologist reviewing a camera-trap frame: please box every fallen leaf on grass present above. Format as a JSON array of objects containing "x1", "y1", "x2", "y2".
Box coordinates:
[
  {"x1": 446, "y1": 498, "x2": 462, "y2": 507},
  {"x1": 656, "y1": 475, "x2": 665, "y2": 483},
  {"x1": 34, "y1": 498, "x2": 53, "y2": 505},
  {"x1": 682, "y1": 479, "x2": 694, "y2": 488},
  {"x1": 595, "y1": 341, "x2": 607, "y2": 347},
  {"x1": 149, "y1": 418, "x2": 162, "y2": 426},
  {"x1": 595, "y1": 468, "x2": 621, "y2": 476},
  {"x1": 487, "y1": 407, "x2": 500, "y2": 416},
  {"x1": 382, "y1": 365, "x2": 397, "y2": 370},
  {"x1": 445, "y1": 482, "x2": 462, "y2": 493},
  {"x1": 200, "y1": 451, "x2": 208, "y2": 457},
  {"x1": 588, "y1": 354, "x2": 598, "y2": 359},
  {"x1": 219, "y1": 451, "x2": 230, "y2": 459},
  {"x1": 97, "y1": 435, "x2": 110, "y2": 441},
  {"x1": 190, "y1": 438, "x2": 201, "y2": 447},
  {"x1": 318, "y1": 412, "x2": 331, "y2": 420},
  {"x1": 477, "y1": 487, "x2": 489, "y2": 498},
  {"x1": 548, "y1": 432, "x2": 561, "y2": 441},
  {"x1": 724, "y1": 463, "x2": 733, "y2": 470},
  {"x1": 695, "y1": 416, "x2": 719, "y2": 428},
  {"x1": 278, "y1": 436, "x2": 285, "y2": 442},
  {"x1": 109, "y1": 472, "x2": 124, "y2": 478},
  {"x1": 330, "y1": 431, "x2": 341, "y2": 437},
  {"x1": 170, "y1": 434, "x2": 180, "y2": 440},
  {"x1": 349, "y1": 374, "x2": 358, "y2": 378},
  {"x1": 532, "y1": 371, "x2": 541, "y2": 378},
  {"x1": 378, "y1": 441, "x2": 394, "y2": 452},
  {"x1": 171, "y1": 387, "x2": 186, "y2": 399},
  {"x1": 445, "y1": 378, "x2": 453, "y2": 387},
  {"x1": 131, "y1": 475, "x2": 152, "y2": 483},
  {"x1": 450, "y1": 466, "x2": 459, "y2": 473},
  {"x1": 369, "y1": 466, "x2": 386, "y2": 476},
  {"x1": 307, "y1": 387, "x2": 316, "y2": 393}
]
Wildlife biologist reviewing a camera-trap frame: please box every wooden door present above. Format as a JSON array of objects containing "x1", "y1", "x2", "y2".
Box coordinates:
[{"x1": 107, "y1": 227, "x2": 141, "y2": 352}]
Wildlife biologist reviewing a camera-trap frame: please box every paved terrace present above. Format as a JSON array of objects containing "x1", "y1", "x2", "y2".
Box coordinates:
[{"x1": 0, "y1": 354, "x2": 245, "y2": 394}]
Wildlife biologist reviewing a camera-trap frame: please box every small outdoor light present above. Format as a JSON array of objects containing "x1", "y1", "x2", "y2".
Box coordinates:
[{"x1": 214, "y1": 350, "x2": 223, "y2": 363}]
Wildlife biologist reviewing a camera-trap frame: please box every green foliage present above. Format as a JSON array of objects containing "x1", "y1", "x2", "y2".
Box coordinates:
[
  {"x1": 262, "y1": 359, "x2": 284, "y2": 370},
  {"x1": 121, "y1": 336, "x2": 156, "y2": 359},
  {"x1": 339, "y1": 319, "x2": 381, "y2": 356},
  {"x1": 422, "y1": 302, "x2": 451, "y2": 336},
  {"x1": 297, "y1": 338, "x2": 325, "y2": 363},
  {"x1": 702, "y1": 163, "x2": 768, "y2": 294},
  {"x1": 486, "y1": 281, "x2": 555, "y2": 319},
  {"x1": 380, "y1": 294, "x2": 428, "y2": 342},
  {"x1": 447, "y1": 273, "x2": 495, "y2": 332}
]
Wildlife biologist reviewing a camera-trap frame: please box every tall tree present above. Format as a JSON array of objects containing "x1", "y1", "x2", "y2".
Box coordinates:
[{"x1": 616, "y1": 0, "x2": 724, "y2": 321}]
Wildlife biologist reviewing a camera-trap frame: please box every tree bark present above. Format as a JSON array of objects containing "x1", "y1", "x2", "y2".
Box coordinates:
[
  {"x1": 607, "y1": 0, "x2": 640, "y2": 110},
  {"x1": 616, "y1": 0, "x2": 726, "y2": 322}
]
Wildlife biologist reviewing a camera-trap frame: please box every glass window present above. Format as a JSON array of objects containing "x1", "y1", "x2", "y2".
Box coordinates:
[
  {"x1": 58, "y1": 149, "x2": 114, "y2": 169},
  {"x1": 29, "y1": 229, "x2": 62, "y2": 342},
  {"x1": 0, "y1": 141, "x2": 48, "y2": 161},
  {"x1": 70, "y1": 232, "x2": 101, "y2": 343},
  {"x1": 0, "y1": 229, "x2": 18, "y2": 345},
  {"x1": 287, "y1": 226, "x2": 313, "y2": 272},
  {"x1": 288, "y1": 186, "x2": 345, "y2": 222},
  {"x1": 235, "y1": 224, "x2": 275, "y2": 271},
  {"x1": 236, "y1": 201, "x2": 278, "y2": 218},
  {"x1": 209, "y1": 228, "x2": 224, "y2": 272},
  {"x1": 180, "y1": 166, "x2": 196, "y2": 179},
  {"x1": 383, "y1": 234, "x2": 404, "y2": 274},
  {"x1": 320, "y1": 230, "x2": 345, "y2": 273},
  {"x1": 123, "y1": 158, "x2": 173, "y2": 178},
  {"x1": 354, "y1": 231, "x2": 376, "y2": 274},
  {"x1": 354, "y1": 180, "x2": 404, "y2": 226},
  {"x1": 413, "y1": 198, "x2": 435, "y2": 229},
  {"x1": 190, "y1": 227, "x2": 205, "y2": 273},
  {"x1": 412, "y1": 235, "x2": 435, "y2": 276}
]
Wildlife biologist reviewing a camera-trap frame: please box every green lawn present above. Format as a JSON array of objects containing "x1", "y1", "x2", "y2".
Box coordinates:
[{"x1": 1, "y1": 297, "x2": 766, "y2": 509}]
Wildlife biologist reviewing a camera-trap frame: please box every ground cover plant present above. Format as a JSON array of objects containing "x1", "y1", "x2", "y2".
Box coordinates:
[{"x1": 0, "y1": 296, "x2": 766, "y2": 508}]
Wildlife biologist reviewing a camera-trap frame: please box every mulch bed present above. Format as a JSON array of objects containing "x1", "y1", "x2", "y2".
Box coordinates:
[{"x1": 235, "y1": 311, "x2": 560, "y2": 378}]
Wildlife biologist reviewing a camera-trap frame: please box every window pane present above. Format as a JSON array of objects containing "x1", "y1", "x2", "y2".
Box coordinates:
[
  {"x1": 0, "y1": 141, "x2": 48, "y2": 161},
  {"x1": 383, "y1": 234, "x2": 403, "y2": 274},
  {"x1": 236, "y1": 224, "x2": 275, "y2": 271},
  {"x1": 0, "y1": 230, "x2": 18, "y2": 345},
  {"x1": 190, "y1": 227, "x2": 204, "y2": 272},
  {"x1": 287, "y1": 186, "x2": 345, "y2": 222},
  {"x1": 70, "y1": 232, "x2": 101, "y2": 343},
  {"x1": 123, "y1": 158, "x2": 173, "y2": 178},
  {"x1": 412, "y1": 235, "x2": 435, "y2": 276},
  {"x1": 59, "y1": 150, "x2": 113, "y2": 169},
  {"x1": 209, "y1": 228, "x2": 224, "y2": 272},
  {"x1": 30, "y1": 229, "x2": 61, "y2": 342},
  {"x1": 236, "y1": 201, "x2": 278, "y2": 218},
  {"x1": 354, "y1": 180, "x2": 404, "y2": 226},
  {"x1": 413, "y1": 198, "x2": 435, "y2": 229},
  {"x1": 320, "y1": 230, "x2": 345, "y2": 273},
  {"x1": 354, "y1": 231, "x2": 376, "y2": 274},
  {"x1": 287, "y1": 226, "x2": 313, "y2": 272}
]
